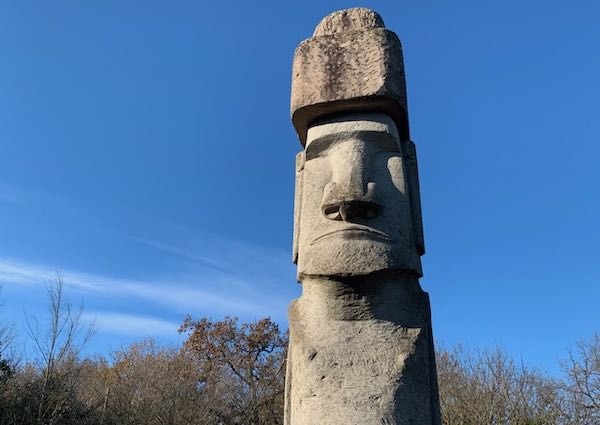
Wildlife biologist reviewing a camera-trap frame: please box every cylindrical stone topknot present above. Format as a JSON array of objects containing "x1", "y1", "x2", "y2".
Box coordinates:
[
  {"x1": 291, "y1": 8, "x2": 409, "y2": 145},
  {"x1": 313, "y1": 8, "x2": 385, "y2": 36}
]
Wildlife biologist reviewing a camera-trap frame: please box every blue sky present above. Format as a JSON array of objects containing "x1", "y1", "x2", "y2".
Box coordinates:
[{"x1": 0, "y1": 1, "x2": 598, "y2": 373}]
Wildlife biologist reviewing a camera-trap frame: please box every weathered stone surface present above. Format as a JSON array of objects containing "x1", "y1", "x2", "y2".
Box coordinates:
[
  {"x1": 312, "y1": 8, "x2": 384, "y2": 37},
  {"x1": 294, "y1": 113, "x2": 422, "y2": 278},
  {"x1": 291, "y1": 8, "x2": 409, "y2": 145},
  {"x1": 285, "y1": 8, "x2": 440, "y2": 425},
  {"x1": 285, "y1": 274, "x2": 439, "y2": 425}
]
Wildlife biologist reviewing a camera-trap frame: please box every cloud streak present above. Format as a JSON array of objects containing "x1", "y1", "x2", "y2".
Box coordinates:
[
  {"x1": 0, "y1": 196, "x2": 298, "y2": 342},
  {"x1": 83, "y1": 311, "x2": 180, "y2": 336},
  {"x1": 0, "y1": 237, "x2": 296, "y2": 323}
]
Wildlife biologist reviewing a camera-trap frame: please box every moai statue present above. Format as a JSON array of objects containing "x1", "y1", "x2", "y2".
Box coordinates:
[{"x1": 284, "y1": 8, "x2": 441, "y2": 425}]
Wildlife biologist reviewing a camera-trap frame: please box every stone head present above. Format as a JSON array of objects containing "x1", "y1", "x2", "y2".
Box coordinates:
[
  {"x1": 290, "y1": 8, "x2": 425, "y2": 279},
  {"x1": 293, "y1": 112, "x2": 424, "y2": 279}
]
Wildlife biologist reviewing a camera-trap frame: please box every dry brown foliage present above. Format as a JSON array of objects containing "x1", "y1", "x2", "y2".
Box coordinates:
[{"x1": 179, "y1": 316, "x2": 288, "y2": 425}]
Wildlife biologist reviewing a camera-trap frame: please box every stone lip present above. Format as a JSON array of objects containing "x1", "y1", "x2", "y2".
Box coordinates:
[{"x1": 291, "y1": 8, "x2": 409, "y2": 146}]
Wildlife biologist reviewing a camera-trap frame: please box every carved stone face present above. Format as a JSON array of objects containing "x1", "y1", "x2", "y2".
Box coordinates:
[{"x1": 293, "y1": 113, "x2": 422, "y2": 278}]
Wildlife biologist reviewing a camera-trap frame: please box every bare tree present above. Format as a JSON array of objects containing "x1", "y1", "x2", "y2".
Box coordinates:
[
  {"x1": 437, "y1": 343, "x2": 563, "y2": 425},
  {"x1": 85, "y1": 338, "x2": 209, "y2": 425},
  {"x1": 0, "y1": 285, "x2": 16, "y2": 382},
  {"x1": 560, "y1": 333, "x2": 600, "y2": 424},
  {"x1": 22, "y1": 274, "x2": 95, "y2": 424},
  {"x1": 0, "y1": 284, "x2": 17, "y2": 418}
]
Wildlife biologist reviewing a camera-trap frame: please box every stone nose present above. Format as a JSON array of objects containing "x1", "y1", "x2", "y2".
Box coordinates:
[{"x1": 321, "y1": 142, "x2": 379, "y2": 221}]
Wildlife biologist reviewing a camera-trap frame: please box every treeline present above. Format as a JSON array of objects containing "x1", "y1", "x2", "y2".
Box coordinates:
[{"x1": 0, "y1": 280, "x2": 598, "y2": 425}]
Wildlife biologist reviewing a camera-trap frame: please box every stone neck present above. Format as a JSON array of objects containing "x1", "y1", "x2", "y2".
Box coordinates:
[{"x1": 298, "y1": 272, "x2": 428, "y2": 324}]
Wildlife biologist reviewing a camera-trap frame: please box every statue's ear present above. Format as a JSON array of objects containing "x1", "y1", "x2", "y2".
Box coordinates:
[
  {"x1": 405, "y1": 140, "x2": 425, "y2": 255},
  {"x1": 292, "y1": 151, "x2": 305, "y2": 264}
]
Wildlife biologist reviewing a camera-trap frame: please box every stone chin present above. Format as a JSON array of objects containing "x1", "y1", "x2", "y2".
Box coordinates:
[{"x1": 297, "y1": 237, "x2": 422, "y2": 278}]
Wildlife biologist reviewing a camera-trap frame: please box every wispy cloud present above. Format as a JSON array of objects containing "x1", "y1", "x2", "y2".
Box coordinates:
[
  {"x1": 0, "y1": 194, "x2": 298, "y2": 334},
  {"x1": 128, "y1": 236, "x2": 223, "y2": 269},
  {"x1": 83, "y1": 311, "x2": 180, "y2": 336},
  {"x1": 0, "y1": 260, "x2": 100, "y2": 290},
  {"x1": 0, "y1": 246, "x2": 296, "y2": 322},
  {"x1": 122, "y1": 217, "x2": 294, "y2": 275}
]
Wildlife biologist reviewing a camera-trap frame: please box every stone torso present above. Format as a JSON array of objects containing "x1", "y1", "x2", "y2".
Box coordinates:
[{"x1": 286, "y1": 277, "x2": 437, "y2": 425}]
